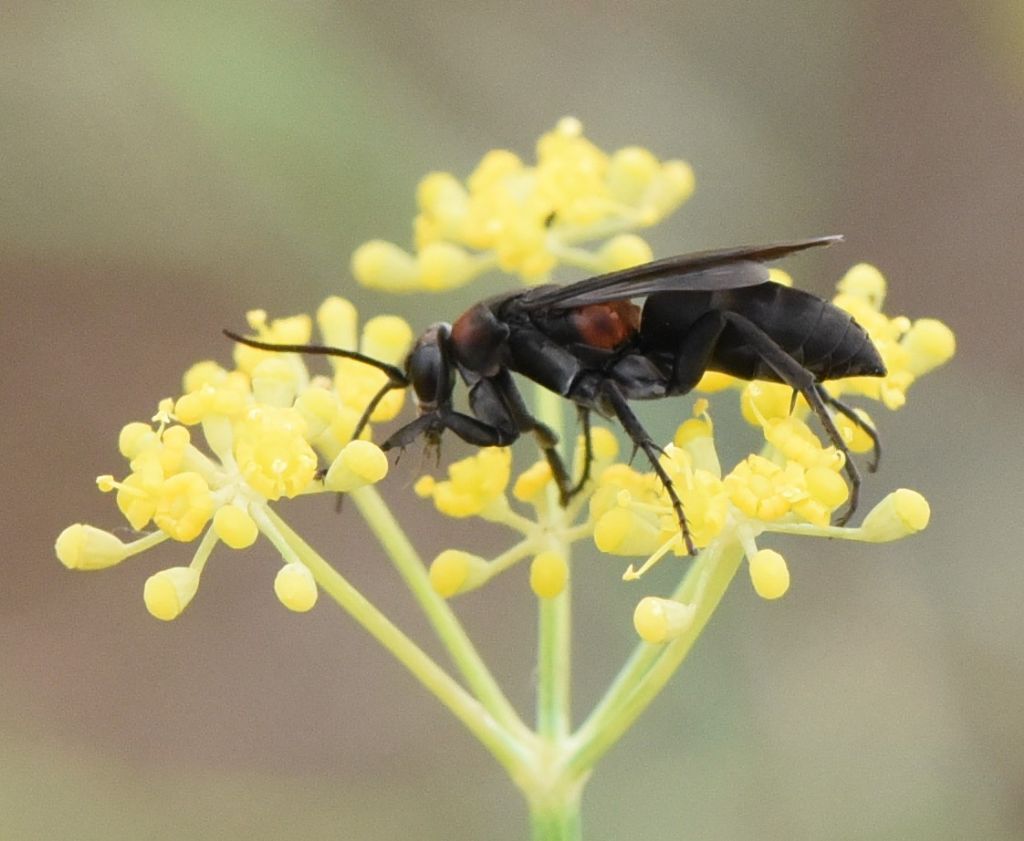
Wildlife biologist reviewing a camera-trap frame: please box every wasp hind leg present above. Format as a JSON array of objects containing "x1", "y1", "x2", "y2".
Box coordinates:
[
  {"x1": 722, "y1": 312, "x2": 862, "y2": 525},
  {"x1": 597, "y1": 380, "x2": 697, "y2": 556},
  {"x1": 814, "y1": 385, "x2": 882, "y2": 473}
]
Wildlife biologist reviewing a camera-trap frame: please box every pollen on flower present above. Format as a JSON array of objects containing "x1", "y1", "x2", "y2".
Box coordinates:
[
  {"x1": 234, "y1": 407, "x2": 318, "y2": 500},
  {"x1": 633, "y1": 596, "x2": 696, "y2": 644},
  {"x1": 748, "y1": 549, "x2": 790, "y2": 600},
  {"x1": 529, "y1": 551, "x2": 568, "y2": 599},
  {"x1": 417, "y1": 448, "x2": 512, "y2": 518},
  {"x1": 274, "y1": 562, "x2": 318, "y2": 612},
  {"x1": 144, "y1": 566, "x2": 200, "y2": 620},
  {"x1": 153, "y1": 472, "x2": 216, "y2": 541}
]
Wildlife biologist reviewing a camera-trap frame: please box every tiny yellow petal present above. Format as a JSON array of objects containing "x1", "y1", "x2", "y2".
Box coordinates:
[
  {"x1": 144, "y1": 567, "x2": 200, "y2": 621},
  {"x1": 274, "y1": 563, "x2": 318, "y2": 612},
  {"x1": 749, "y1": 549, "x2": 790, "y2": 600},
  {"x1": 212, "y1": 504, "x2": 259, "y2": 550},
  {"x1": 633, "y1": 596, "x2": 696, "y2": 644},
  {"x1": 529, "y1": 551, "x2": 568, "y2": 599},
  {"x1": 55, "y1": 524, "x2": 130, "y2": 570}
]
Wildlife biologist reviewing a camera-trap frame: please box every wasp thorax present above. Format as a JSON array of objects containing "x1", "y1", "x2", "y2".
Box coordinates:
[{"x1": 406, "y1": 323, "x2": 454, "y2": 411}]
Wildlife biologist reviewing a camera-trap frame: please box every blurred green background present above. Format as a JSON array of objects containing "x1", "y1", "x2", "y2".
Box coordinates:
[{"x1": 3, "y1": 1, "x2": 1022, "y2": 839}]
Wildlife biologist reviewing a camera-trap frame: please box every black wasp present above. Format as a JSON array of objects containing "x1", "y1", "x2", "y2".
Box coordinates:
[{"x1": 227, "y1": 235, "x2": 885, "y2": 554}]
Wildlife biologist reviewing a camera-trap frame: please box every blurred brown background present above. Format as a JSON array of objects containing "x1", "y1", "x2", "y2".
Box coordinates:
[{"x1": 3, "y1": 2, "x2": 1022, "y2": 839}]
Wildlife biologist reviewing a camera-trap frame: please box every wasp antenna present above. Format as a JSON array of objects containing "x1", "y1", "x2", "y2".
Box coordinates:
[{"x1": 222, "y1": 329, "x2": 408, "y2": 384}]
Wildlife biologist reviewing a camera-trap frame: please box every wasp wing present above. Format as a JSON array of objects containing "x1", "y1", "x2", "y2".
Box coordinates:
[{"x1": 520, "y1": 235, "x2": 842, "y2": 311}]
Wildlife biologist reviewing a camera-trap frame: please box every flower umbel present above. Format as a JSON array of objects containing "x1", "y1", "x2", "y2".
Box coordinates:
[
  {"x1": 57, "y1": 300, "x2": 402, "y2": 619},
  {"x1": 59, "y1": 119, "x2": 955, "y2": 841}
]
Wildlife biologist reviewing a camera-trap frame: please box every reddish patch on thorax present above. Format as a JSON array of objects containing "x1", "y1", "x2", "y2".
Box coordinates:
[{"x1": 570, "y1": 300, "x2": 640, "y2": 349}]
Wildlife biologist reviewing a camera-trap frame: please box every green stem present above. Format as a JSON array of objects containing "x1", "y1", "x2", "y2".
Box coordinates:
[
  {"x1": 565, "y1": 540, "x2": 745, "y2": 776},
  {"x1": 529, "y1": 782, "x2": 584, "y2": 841},
  {"x1": 258, "y1": 507, "x2": 530, "y2": 778},
  {"x1": 533, "y1": 386, "x2": 572, "y2": 741},
  {"x1": 349, "y1": 484, "x2": 532, "y2": 744}
]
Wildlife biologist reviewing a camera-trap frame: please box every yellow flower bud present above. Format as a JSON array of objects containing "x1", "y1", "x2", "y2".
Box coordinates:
[
  {"x1": 417, "y1": 242, "x2": 476, "y2": 291},
  {"x1": 589, "y1": 427, "x2": 619, "y2": 461},
  {"x1": 748, "y1": 549, "x2": 790, "y2": 600},
  {"x1": 633, "y1": 596, "x2": 696, "y2": 644},
  {"x1": 55, "y1": 524, "x2": 130, "y2": 570},
  {"x1": 597, "y1": 234, "x2": 653, "y2": 272},
  {"x1": 594, "y1": 507, "x2": 664, "y2": 556},
  {"x1": 902, "y1": 318, "x2": 955, "y2": 376},
  {"x1": 251, "y1": 357, "x2": 300, "y2": 407},
  {"x1": 118, "y1": 422, "x2": 157, "y2": 459},
  {"x1": 213, "y1": 504, "x2": 259, "y2": 549},
  {"x1": 324, "y1": 440, "x2": 389, "y2": 492},
  {"x1": 182, "y1": 360, "x2": 228, "y2": 394},
  {"x1": 530, "y1": 551, "x2": 568, "y2": 599},
  {"x1": 316, "y1": 296, "x2": 358, "y2": 349},
  {"x1": 361, "y1": 315, "x2": 414, "y2": 365},
  {"x1": 274, "y1": 563, "x2": 318, "y2": 612},
  {"x1": 294, "y1": 386, "x2": 337, "y2": 441},
  {"x1": 859, "y1": 489, "x2": 930, "y2": 542},
  {"x1": 805, "y1": 466, "x2": 849, "y2": 510},
  {"x1": 606, "y1": 146, "x2": 660, "y2": 204},
  {"x1": 144, "y1": 567, "x2": 200, "y2": 621},
  {"x1": 351, "y1": 240, "x2": 418, "y2": 291},
  {"x1": 838, "y1": 263, "x2": 887, "y2": 309},
  {"x1": 513, "y1": 461, "x2": 553, "y2": 503},
  {"x1": 741, "y1": 381, "x2": 800, "y2": 426},
  {"x1": 173, "y1": 391, "x2": 208, "y2": 426},
  {"x1": 428, "y1": 549, "x2": 490, "y2": 598}
]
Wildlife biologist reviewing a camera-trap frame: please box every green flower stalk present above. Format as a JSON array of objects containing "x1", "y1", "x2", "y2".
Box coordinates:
[{"x1": 56, "y1": 118, "x2": 955, "y2": 840}]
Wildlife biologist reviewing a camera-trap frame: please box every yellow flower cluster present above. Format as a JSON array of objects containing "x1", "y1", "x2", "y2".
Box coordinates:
[
  {"x1": 352, "y1": 117, "x2": 695, "y2": 291},
  {"x1": 56, "y1": 299, "x2": 405, "y2": 620}
]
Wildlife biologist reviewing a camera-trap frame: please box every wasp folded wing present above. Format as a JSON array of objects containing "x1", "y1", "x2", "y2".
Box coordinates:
[{"x1": 520, "y1": 235, "x2": 842, "y2": 311}]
